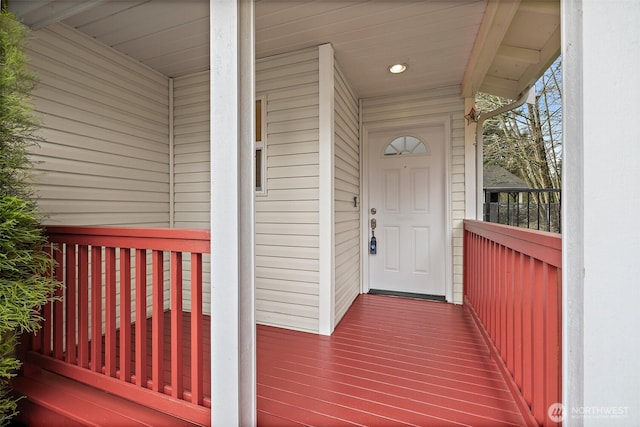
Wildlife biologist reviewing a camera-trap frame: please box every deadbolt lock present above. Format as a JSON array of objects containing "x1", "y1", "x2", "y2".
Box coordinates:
[{"x1": 370, "y1": 208, "x2": 377, "y2": 215}]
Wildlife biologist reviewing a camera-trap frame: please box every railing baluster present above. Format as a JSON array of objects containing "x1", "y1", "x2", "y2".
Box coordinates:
[
  {"x1": 39, "y1": 244, "x2": 57, "y2": 357},
  {"x1": 498, "y1": 244, "x2": 507, "y2": 361},
  {"x1": 171, "y1": 252, "x2": 183, "y2": 398},
  {"x1": 105, "y1": 247, "x2": 117, "y2": 377},
  {"x1": 91, "y1": 246, "x2": 102, "y2": 372},
  {"x1": 505, "y1": 248, "x2": 515, "y2": 374},
  {"x1": 135, "y1": 249, "x2": 147, "y2": 388},
  {"x1": 77, "y1": 245, "x2": 89, "y2": 368},
  {"x1": 545, "y1": 265, "x2": 562, "y2": 427},
  {"x1": 532, "y1": 260, "x2": 547, "y2": 424},
  {"x1": 514, "y1": 252, "x2": 524, "y2": 388},
  {"x1": 53, "y1": 245, "x2": 64, "y2": 359},
  {"x1": 191, "y1": 253, "x2": 203, "y2": 405},
  {"x1": 65, "y1": 245, "x2": 76, "y2": 364},
  {"x1": 522, "y1": 256, "x2": 534, "y2": 406},
  {"x1": 120, "y1": 248, "x2": 132, "y2": 382},
  {"x1": 151, "y1": 250, "x2": 164, "y2": 393}
]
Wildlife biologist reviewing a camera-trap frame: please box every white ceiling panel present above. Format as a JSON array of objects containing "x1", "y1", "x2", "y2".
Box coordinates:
[{"x1": 10, "y1": 0, "x2": 559, "y2": 100}]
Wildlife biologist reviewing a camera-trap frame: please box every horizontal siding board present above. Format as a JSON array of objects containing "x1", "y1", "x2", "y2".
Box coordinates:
[
  {"x1": 256, "y1": 289, "x2": 318, "y2": 308},
  {"x1": 267, "y1": 141, "x2": 318, "y2": 157},
  {"x1": 36, "y1": 115, "x2": 168, "y2": 154},
  {"x1": 256, "y1": 210, "x2": 319, "y2": 223},
  {"x1": 257, "y1": 72, "x2": 319, "y2": 93},
  {"x1": 255, "y1": 245, "x2": 319, "y2": 260},
  {"x1": 266, "y1": 177, "x2": 318, "y2": 191},
  {"x1": 256, "y1": 59, "x2": 319, "y2": 82},
  {"x1": 256, "y1": 47, "x2": 319, "y2": 70},
  {"x1": 34, "y1": 98, "x2": 167, "y2": 144},
  {"x1": 255, "y1": 234, "x2": 318, "y2": 247},
  {"x1": 174, "y1": 171, "x2": 209, "y2": 184},
  {"x1": 41, "y1": 213, "x2": 169, "y2": 227},
  {"x1": 32, "y1": 26, "x2": 167, "y2": 102},
  {"x1": 34, "y1": 170, "x2": 168, "y2": 193},
  {"x1": 256, "y1": 256, "x2": 319, "y2": 272},
  {"x1": 267, "y1": 165, "x2": 318, "y2": 179},
  {"x1": 173, "y1": 111, "x2": 210, "y2": 127},
  {"x1": 174, "y1": 192, "x2": 209, "y2": 203},
  {"x1": 267, "y1": 129, "x2": 318, "y2": 145},
  {"x1": 260, "y1": 189, "x2": 318, "y2": 201},
  {"x1": 174, "y1": 140, "x2": 209, "y2": 154},
  {"x1": 257, "y1": 278, "x2": 319, "y2": 295},
  {"x1": 34, "y1": 84, "x2": 167, "y2": 134},
  {"x1": 40, "y1": 129, "x2": 168, "y2": 164},
  {"x1": 29, "y1": 60, "x2": 167, "y2": 120},
  {"x1": 256, "y1": 267, "x2": 318, "y2": 284},
  {"x1": 335, "y1": 181, "x2": 359, "y2": 196},
  {"x1": 268, "y1": 117, "x2": 319, "y2": 135},
  {"x1": 256, "y1": 223, "x2": 319, "y2": 235},
  {"x1": 256, "y1": 200, "x2": 319, "y2": 212},
  {"x1": 35, "y1": 141, "x2": 167, "y2": 173},
  {"x1": 268, "y1": 153, "x2": 319, "y2": 167},
  {"x1": 264, "y1": 84, "x2": 318, "y2": 103},
  {"x1": 32, "y1": 155, "x2": 168, "y2": 184},
  {"x1": 174, "y1": 162, "x2": 209, "y2": 174}
]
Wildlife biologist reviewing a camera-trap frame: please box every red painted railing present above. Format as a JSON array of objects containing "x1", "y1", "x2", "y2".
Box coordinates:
[
  {"x1": 28, "y1": 226, "x2": 210, "y2": 425},
  {"x1": 464, "y1": 220, "x2": 561, "y2": 427}
]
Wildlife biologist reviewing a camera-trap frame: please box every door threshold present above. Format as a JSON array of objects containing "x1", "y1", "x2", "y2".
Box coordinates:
[{"x1": 368, "y1": 289, "x2": 446, "y2": 302}]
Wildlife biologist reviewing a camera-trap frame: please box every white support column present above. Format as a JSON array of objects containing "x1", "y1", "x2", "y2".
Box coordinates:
[
  {"x1": 209, "y1": 0, "x2": 256, "y2": 425},
  {"x1": 564, "y1": 1, "x2": 640, "y2": 425},
  {"x1": 562, "y1": 0, "x2": 584, "y2": 424},
  {"x1": 318, "y1": 43, "x2": 335, "y2": 336},
  {"x1": 463, "y1": 97, "x2": 477, "y2": 219}
]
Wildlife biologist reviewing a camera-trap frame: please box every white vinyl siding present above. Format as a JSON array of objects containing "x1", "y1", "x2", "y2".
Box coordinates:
[
  {"x1": 25, "y1": 23, "x2": 171, "y2": 330},
  {"x1": 173, "y1": 71, "x2": 210, "y2": 229},
  {"x1": 333, "y1": 64, "x2": 360, "y2": 325},
  {"x1": 256, "y1": 48, "x2": 320, "y2": 333},
  {"x1": 28, "y1": 23, "x2": 170, "y2": 227},
  {"x1": 362, "y1": 86, "x2": 465, "y2": 303},
  {"x1": 173, "y1": 71, "x2": 211, "y2": 314}
]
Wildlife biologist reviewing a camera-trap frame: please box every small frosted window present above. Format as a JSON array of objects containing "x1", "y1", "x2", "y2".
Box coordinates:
[{"x1": 384, "y1": 136, "x2": 429, "y2": 156}]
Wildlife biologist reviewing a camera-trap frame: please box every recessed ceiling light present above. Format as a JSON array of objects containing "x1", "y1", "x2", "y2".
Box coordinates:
[{"x1": 389, "y1": 63, "x2": 407, "y2": 74}]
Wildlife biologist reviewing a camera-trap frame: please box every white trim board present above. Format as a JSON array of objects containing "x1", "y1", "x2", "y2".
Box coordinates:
[{"x1": 318, "y1": 43, "x2": 336, "y2": 335}]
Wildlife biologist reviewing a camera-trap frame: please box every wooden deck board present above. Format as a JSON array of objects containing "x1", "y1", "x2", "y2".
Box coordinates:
[
  {"x1": 19, "y1": 294, "x2": 527, "y2": 426},
  {"x1": 13, "y1": 370, "x2": 198, "y2": 426},
  {"x1": 257, "y1": 294, "x2": 527, "y2": 426}
]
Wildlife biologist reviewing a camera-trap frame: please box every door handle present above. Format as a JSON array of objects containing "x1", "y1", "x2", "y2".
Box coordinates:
[{"x1": 370, "y1": 218, "x2": 377, "y2": 230}]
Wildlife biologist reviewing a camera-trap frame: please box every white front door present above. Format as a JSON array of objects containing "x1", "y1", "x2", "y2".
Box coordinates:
[{"x1": 368, "y1": 125, "x2": 446, "y2": 296}]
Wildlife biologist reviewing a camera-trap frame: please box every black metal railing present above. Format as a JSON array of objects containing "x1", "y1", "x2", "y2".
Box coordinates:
[{"x1": 483, "y1": 188, "x2": 561, "y2": 233}]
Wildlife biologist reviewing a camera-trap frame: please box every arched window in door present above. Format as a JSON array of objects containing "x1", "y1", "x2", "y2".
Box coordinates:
[{"x1": 383, "y1": 135, "x2": 429, "y2": 156}]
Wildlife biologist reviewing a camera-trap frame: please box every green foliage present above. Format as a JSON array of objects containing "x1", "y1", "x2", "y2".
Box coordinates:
[
  {"x1": 1, "y1": 9, "x2": 39, "y2": 199},
  {"x1": 0, "y1": 10, "x2": 61, "y2": 426}
]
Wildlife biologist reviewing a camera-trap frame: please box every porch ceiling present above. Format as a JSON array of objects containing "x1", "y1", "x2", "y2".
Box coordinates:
[{"x1": 10, "y1": 0, "x2": 559, "y2": 100}]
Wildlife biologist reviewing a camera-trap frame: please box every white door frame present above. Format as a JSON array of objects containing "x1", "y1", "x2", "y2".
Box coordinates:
[{"x1": 360, "y1": 115, "x2": 453, "y2": 303}]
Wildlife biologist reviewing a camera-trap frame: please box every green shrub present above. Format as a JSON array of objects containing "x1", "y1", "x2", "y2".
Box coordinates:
[{"x1": 1, "y1": 9, "x2": 61, "y2": 426}]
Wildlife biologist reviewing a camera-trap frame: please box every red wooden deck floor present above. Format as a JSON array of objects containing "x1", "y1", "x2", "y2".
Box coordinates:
[{"x1": 257, "y1": 294, "x2": 526, "y2": 426}]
